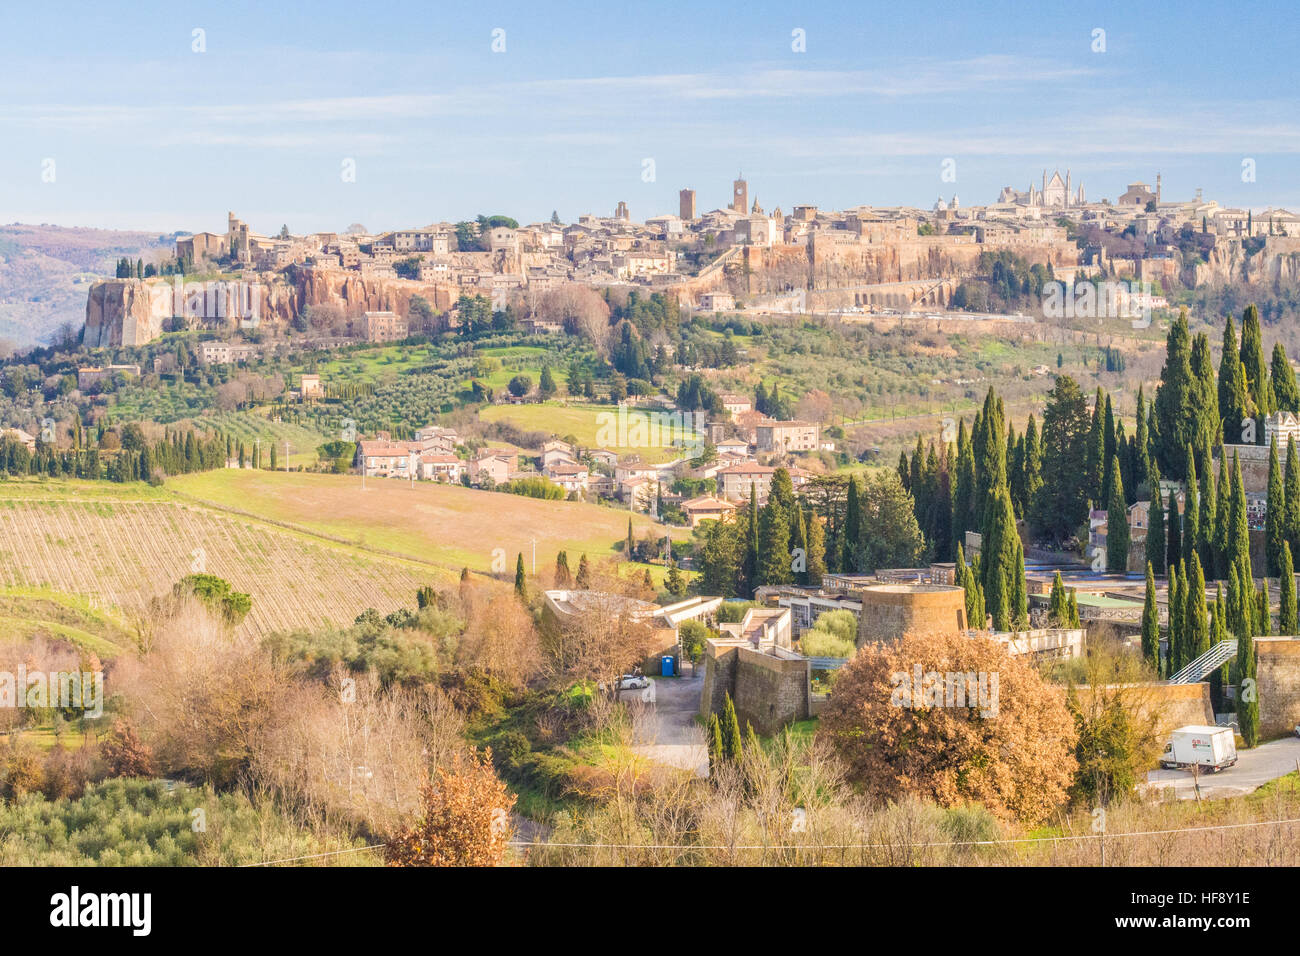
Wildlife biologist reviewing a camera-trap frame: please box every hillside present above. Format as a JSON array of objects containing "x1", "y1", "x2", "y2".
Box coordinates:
[
  {"x1": 166, "y1": 469, "x2": 686, "y2": 572},
  {"x1": 0, "y1": 481, "x2": 445, "y2": 636},
  {"x1": 0, "y1": 223, "x2": 174, "y2": 348}
]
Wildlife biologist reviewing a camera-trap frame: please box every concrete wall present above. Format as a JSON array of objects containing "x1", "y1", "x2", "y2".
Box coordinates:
[
  {"x1": 1256, "y1": 637, "x2": 1300, "y2": 739},
  {"x1": 857, "y1": 584, "x2": 967, "y2": 647}
]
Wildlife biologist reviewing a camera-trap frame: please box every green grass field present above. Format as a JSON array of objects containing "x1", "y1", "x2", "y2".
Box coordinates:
[
  {"x1": 479, "y1": 402, "x2": 685, "y2": 463},
  {"x1": 0, "y1": 587, "x2": 136, "y2": 659}
]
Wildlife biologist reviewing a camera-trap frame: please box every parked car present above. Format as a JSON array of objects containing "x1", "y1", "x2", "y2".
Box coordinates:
[{"x1": 618, "y1": 674, "x2": 650, "y2": 691}]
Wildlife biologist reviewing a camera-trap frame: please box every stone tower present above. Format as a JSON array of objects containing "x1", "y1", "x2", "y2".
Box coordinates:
[
  {"x1": 679, "y1": 188, "x2": 696, "y2": 221},
  {"x1": 732, "y1": 174, "x2": 748, "y2": 215}
]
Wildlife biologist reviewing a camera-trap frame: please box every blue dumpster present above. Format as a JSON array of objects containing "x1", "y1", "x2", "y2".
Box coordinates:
[{"x1": 660, "y1": 655, "x2": 675, "y2": 677}]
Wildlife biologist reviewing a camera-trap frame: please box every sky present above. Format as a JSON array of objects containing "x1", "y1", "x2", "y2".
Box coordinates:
[{"x1": 1, "y1": 0, "x2": 1297, "y2": 235}]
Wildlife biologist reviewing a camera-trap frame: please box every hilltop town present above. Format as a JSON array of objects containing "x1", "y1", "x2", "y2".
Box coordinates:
[{"x1": 81, "y1": 170, "x2": 1300, "y2": 349}]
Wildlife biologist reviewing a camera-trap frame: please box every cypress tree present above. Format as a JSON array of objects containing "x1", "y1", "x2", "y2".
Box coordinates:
[
  {"x1": 1191, "y1": 332, "x2": 1221, "y2": 451},
  {"x1": 576, "y1": 553, "x2": 590, "y2": 589},
  {"x1": 1256, "y1": 580, "x2": 1270, "y2": 636},
  {"x1": 1048, "y1": 570, "x2": 1063, "y2": 623},
  {"x1": 1218, "y1": 314, "x2": 1250, "y2": 443},
  {"x1": 1106, "y1": 455, "x2": 1129, "y2": 572},
  {"x1": 1266, "y1": 436, "x2": 1286, "y2": 575},
  {"x1": 1197, "y1": 443, "x2": 1217, "y2": 575},
  {"x1": 1101, "y1": 395, "x2": 1117, "y2": 505},
  {"x1": 1240, "y1": 303, "x2": 1274, "y2": 417},
  {"x1": 1186, "y1": 552, "x2": 1210, "y2": 664},
  {"x1": 1168, "y1": 562, "x2": 1183, "y2": 674},
  {"x1": 1010, "y1": 537, "x2": 1028, "y2": 629},
  {"x1": 1146, "y1": 480, "x2": 1166, "y2": 576},
  {"x1": 909, "y1": 437, "x2": 924, "y2": 507},
  {"x1": 982, "y1": 482, "x2": 1020, "y2": 631},
  {"x1": 1182, "y1": 448, "x2": 1199, "y2": 572},
  {"x1": 626, "y1": 518, "x2": 634, "y2": 555},
  {"x1": 1229, "y1": 561, "x2": 1252, "y2": 640},
  {"x1": 952, "y1": 419, "x2": 975, "y2": 540},
  {"x1": 1152, "y1": 311, "x2": 1197, "y2": 479},
  {"x1": 1213, "y1": 448, "x2": 1232, "y2": 579},
  {"x1": 929, "y1": 456, "x2": 954, "y2": 563},
  {"x1": 1210, "y1": 585, "x2": 1229, "y2": 711},
  {"x1": 1229, "y1": 453, "x2": 1251, "y2": 582},
  {"x1": 1286, "y1": 436, "x2": 1300, "y2": 564},
  {"x1": 1117, "y1": 419, "x2": 1134, "y2": 506},
  {"x1": 1141, "y1": 562, "x2": 1159, "y2": 670},
  {"x1": 1085, "y1": 389, "x2": 1106, "y2": 504},
  {"x1": 805, "y1": 509, "x2": 827, "y2": 584},
  {"x1": 721, "y1": 693, "x2": 743, "y2": 761},
  {"x1": 1281, "y1": 542, "x2": 1298, "y2": 634},
  {"x1": 1238, "y1": 623, "x2": 1259, "y2": 748},
  {"x1": 788, "y1": 505, "x2": 807, "y2": 584},
  {"x1": 1165, "y1": 490, "x2": 1181, "y2": 574},
  {"x1": 897, "y1": 450, "x2": 911, "y2": 493},
  {"x1": 957, "y1": 542, "x2": 983, "y2": 629},
  {"x1": 1022, "y1": 414, "x2": 1043, "y2": 510},
  {"x1": 841, "y1": 476, "x2": 860, "y2": 572},
  {"x1": 1272, "y1": 342, "x2": 1300, "y2": 412},
  {"x1": 515, "y1": 553, "x2": 526, "y2": 596},
  {"x1": 757, "y1": 469, "x2": 795, "y2": 586},
  {"x1": 743, "y1": 488, "x2": 759, "y2": 591},
  {"x1": 973, "y1": 388, "x2": 1005, "y2": 530},
  {"x1": 707, "y1": 713, "x2": 724, "y2": 774},
  {"x1": 1133, "y1": 385, "x2": 1150, "y2": 493}
]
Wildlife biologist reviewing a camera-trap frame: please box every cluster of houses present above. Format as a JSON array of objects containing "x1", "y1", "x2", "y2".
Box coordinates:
[{"x1": 349, "y1": 391, "x2": 829, "y2": 519}]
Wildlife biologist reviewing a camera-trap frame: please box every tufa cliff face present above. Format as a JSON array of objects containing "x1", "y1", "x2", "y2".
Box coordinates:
[
  {"x1": 1192, "y1": 236, "x2": 1300, "y2": 286},
  {"x1": 82, "y1": 267, "x2": 461, "y2": 346},
  {"x1": 266, "y1": 266, "x2": 459, "y2": 324},
  {"x1": 84, "y1": 279, "x2": 165, "y2": 347}
]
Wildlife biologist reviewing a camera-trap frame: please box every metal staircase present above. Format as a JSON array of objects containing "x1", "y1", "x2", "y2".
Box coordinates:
[{"x1": 1167, "y1": 640, "x2": 1237, "y2": 685}]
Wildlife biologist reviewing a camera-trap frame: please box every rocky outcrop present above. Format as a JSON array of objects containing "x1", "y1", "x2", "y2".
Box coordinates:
[
  {"x1": 267, "y1": 266, "x2": 459, "y2": 324},
  {"x1": 82, "y1": 268, "x2": 461, "y2": 346},
  {"x1": 84, "y1": 279, "x2": 165, "y2": 347},
  {"x1": 1193, "y1": 236, "x2": 1300, "y2": 287}
]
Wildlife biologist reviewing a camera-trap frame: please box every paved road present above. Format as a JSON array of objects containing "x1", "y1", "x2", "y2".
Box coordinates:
[
  {"x1": 1142, "y1": 736, "x2": 1300, "y2": 800},
  {"x1": 628, "y1": 673, "x2": 709, "y2": 777}
]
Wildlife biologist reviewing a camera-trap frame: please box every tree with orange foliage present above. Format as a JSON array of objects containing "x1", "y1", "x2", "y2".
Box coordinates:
[
  {"x1": 100, "y1": 718, "x2": 155, "y2": 778},
  {"x1": 820, "y1": 630, "x2": 1077, "y2": 825},
  {"x1": 384, "y1": 749, "x2": 515, "y2": 867}
]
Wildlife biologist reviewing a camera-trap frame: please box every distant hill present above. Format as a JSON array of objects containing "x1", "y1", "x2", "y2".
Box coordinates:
[{"x1": 0, "y1": 223, "x2": 176, "y2": 350}]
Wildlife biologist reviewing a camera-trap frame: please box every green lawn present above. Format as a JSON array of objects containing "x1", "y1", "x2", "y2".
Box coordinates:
[{"x1": 479, "y1": 402, "x2": 686, "y2": 463}]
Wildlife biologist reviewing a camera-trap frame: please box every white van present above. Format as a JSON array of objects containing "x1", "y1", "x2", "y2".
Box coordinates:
[{"x1": 1160, "y1": 725, "x2": 1238, "y2": 772}]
